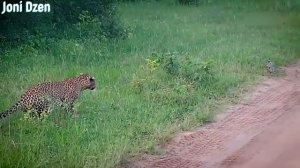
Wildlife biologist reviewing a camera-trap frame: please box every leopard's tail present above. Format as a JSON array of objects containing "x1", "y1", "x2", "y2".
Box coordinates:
[{"x1": 0, "y1": 101, "x2": 23, "y2": 119}]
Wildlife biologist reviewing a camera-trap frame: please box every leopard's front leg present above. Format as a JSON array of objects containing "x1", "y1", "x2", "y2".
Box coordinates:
[
  {"x1": 64, "y1": 91, "x2": 80, "y2": 116},
  {"x1": 66, "y1": 102, "x2": 76, "y2": 114}
]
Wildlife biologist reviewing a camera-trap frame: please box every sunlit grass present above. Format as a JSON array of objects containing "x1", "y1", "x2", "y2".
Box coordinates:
[{"x1": 0, "y1": 1, "x2": 299, "y2": 167}]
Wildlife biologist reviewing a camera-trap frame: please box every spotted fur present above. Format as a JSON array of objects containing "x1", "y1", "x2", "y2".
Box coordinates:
[{"x1": 0, "y1": 74, "x2": 96, "y2": 119}]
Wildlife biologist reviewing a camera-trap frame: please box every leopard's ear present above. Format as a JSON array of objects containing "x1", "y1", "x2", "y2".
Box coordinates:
[{"x1": 91, "y1": 76, "x2": 95, "y2": 80}]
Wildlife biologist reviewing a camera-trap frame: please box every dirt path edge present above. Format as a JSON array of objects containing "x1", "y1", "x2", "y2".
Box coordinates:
[{"x1": 122, "y1": 62, "x2": 300, "y2": 168}]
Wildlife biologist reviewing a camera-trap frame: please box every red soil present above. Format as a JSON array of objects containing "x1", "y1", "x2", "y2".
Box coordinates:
[{"x1": 124, "y1": 62, "x2": 300, "y2": 168}]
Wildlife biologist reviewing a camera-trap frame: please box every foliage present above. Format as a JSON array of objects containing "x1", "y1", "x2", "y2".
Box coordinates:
[
  {"x1": 0, "y1": 0, "x2": 126, "y2": 49},
  {"x1": 177, "y1": 0, "x2": 201, "y2": 5},
  {"x1": 0, "y1": 0, "x2": 299, "y2": 167},
  {"x1": 149, "y1": 52, "x2": 216, "y2": 87}
]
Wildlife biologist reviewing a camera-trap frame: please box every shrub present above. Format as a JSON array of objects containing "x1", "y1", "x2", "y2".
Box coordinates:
[
  {"x1": 177, "y1": 0, "x2": 201, "y2": 5},
  {"x1": 131, "y1": 52, "x2": 216, "y2": 107},
  {"x1": 0, "y1": 0, "x2": 126, "y2": 47},
  {"x1": 151, "y1": 52, "x2": 216, "y2": 87}
]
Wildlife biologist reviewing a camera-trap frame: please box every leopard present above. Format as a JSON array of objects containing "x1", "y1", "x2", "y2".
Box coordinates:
[{"x1": 0, "y1": 73, "x2": 96, "y2": 119}]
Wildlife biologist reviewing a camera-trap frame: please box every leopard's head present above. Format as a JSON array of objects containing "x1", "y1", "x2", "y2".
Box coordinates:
[{"x1": 78, "y1": 73, "x2": 96, "y2": 90}]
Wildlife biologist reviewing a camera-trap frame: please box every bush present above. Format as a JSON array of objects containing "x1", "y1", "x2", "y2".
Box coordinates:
[
  {"x1": 177, "y1": 0, "x2": 201, "y2": 5},
  {"x1": 131, "y1": 52, "x2": 216, "y2": 107},
  {"x1": 152, "y1": 52, "x2": 216, "y2": 87},
  {"x1": 0, "y1": 0, "x2": 126, "y2": 47}
]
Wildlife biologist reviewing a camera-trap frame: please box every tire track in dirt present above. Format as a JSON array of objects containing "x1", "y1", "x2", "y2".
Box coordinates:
[{"x1": 123, "y1": 62, "x2": 300, "y2": 168}]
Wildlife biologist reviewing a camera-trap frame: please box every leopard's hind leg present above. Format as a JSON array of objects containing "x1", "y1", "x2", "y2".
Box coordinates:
[{"x1": 32, "y1": 98, "x2": 51, "y2": 119}]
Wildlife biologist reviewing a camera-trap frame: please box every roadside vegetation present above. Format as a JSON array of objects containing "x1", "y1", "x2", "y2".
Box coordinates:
[{"x1": 0, "y1": 0, "x2": 299, "y2": 167}]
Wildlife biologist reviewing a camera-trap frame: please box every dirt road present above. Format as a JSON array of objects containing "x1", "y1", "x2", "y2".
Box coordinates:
[{"x1": 125, "y1": 62, "x2": 300, "y2": 168}]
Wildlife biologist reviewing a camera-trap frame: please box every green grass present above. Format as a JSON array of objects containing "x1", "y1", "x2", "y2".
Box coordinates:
[{"x1": 1, "y1": 1, "x2": 300, "y2": 167}]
